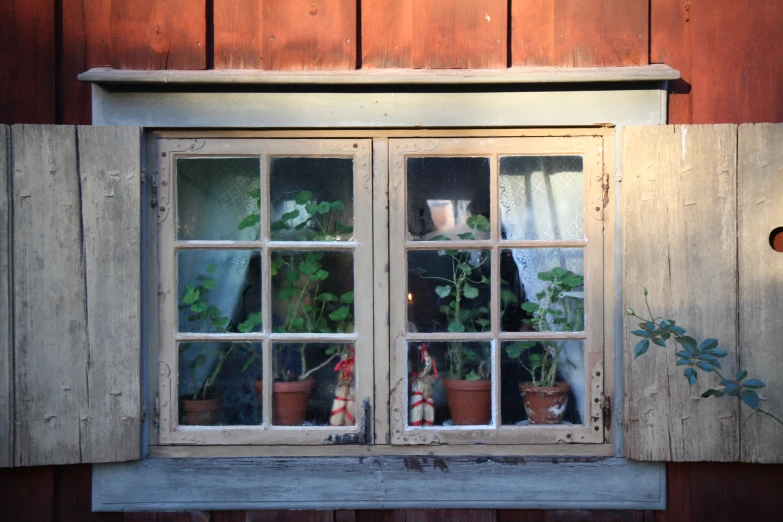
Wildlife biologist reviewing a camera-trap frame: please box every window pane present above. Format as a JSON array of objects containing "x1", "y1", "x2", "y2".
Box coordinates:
[
  {"x1": 271, "y1": 251, "x2": 354, "y2": 334},
  {"x1": 177, "y1": 157, "x2": 261, "y2": 241},
  {"x1": 500, "y1": 248, "x2": 584, "y2": 333},
  {"x1": 407, "y1": 157, "x2": 491, "y2": 241},
  {"x1": 407, "y1": 341, "x2": 492, "y2": 427},
  {"x1": 178, "y1": 342, "x2": 262, "y2": 426},
  {"x1": 501, "y1": 340, "x2": 584, "y2": 426},
  {"x1": 499, "y1": 156, "x2": 584, "y2": 241},
  {"x1": 269, "y1": 158, "x2": 354, "y2": 241},
  {"x1": 271, "y1": 343, "x2": 355, "y2": 426},
  {"x1": 408, "y1": 250, "x2": 491, "y2": 333},
  {"x1": 178, "y1": 250, "x2": 262, "y2": 334}
]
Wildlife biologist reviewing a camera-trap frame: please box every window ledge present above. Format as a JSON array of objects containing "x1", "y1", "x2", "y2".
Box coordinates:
[
  {"x1": 92, "y1": 456, "x2": 665, "y2": 511},
  {"x1": 79, "y1": 65, "x2": 679, "y2": 86}
]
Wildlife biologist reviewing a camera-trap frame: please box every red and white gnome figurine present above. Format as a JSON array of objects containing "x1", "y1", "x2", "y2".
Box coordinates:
[
  {"x1": 409, "y1": 343, "x2": 438, "y2": 426},
  {"x1": 329, "y1": 347, "x2": 355, "y2": 426}
]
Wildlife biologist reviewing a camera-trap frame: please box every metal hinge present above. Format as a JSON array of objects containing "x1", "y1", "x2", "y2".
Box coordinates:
[
  {"x1": 601, "y1": 172, "x2": 611, "y2": 208},
  {"x1": 324, "y1": 398, "x2": 372, "y2": 445},
  {"x1": 602, "y1": 396, "x2": 612, "y2": 431},
  {"x1": 141, "y1": 404, "x2": 147, "y2": 422},
  {"x1": 153, "y1": 396, "x2": 160, "y2": 432}
]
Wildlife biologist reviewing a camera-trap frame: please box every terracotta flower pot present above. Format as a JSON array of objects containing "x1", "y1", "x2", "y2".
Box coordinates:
[
  {"x1": 180, "y1": 396, "x2": 222, "y2": 426},
  {"x1": 254, "y1": 379, "x2": 314, "y2": 426},
  {"x1": 444, "y1": 378, "x2": 492, "y2": 425},
  {"x1": 518, "y1": 382, "x2": 571, "y2": 424}
]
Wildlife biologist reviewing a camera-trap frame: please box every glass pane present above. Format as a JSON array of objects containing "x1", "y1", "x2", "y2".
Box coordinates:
[
  {"x1": 271, "y1": 251, "x2": 354, "y2": 334},
  {"x1": 407, "y1": 341, "x2": 492, "y2": 427},
  {"x1": 178, "y1": 250, "x2": 262, "y2": 334},
  {"x1": 408, "y1": 249, "x2": 491, "y2": 333},
  {"x1": 178, "y1": 342, "x2": 262, "y2": 426},
  {"x1": 271, "y1": 343, "x2": 355, "y2": 426},
  {"x1": 177, "y1": 157, "x2": 261, "y2": 241},
  {"x1": 501, "y1": 340, "x2": 584, "y2": 425},
  {"x1": 500, "y1": 248, "x2": 584, "y2": 333},
  {"x1": 499, "y1": 156, "x2": 584, "y2": 241},
  {"x1": 407, "y1": 157, "x2": 491, "y2": 241},
  {"x1": 269, "y1": 158, "x2": 354, "y2": 241}
]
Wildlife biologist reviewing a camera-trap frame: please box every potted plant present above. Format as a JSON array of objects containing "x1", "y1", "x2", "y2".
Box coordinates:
[
  {"x1": 179, "y1": 263, "x2": 262, "y2": 425},
  {"x1": 504, "y1": 267, "x2": 584, "y2": 424},
  {"x1": 243, "y1": 190, "x2": 356, "y2": 425},
  {"x1": 411, "y1": 217, "x2": 493, "y2": 424}
]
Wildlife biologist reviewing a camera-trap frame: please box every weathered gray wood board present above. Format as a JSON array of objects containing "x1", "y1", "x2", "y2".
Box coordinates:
[
  {"x1": 78, "y1": 126, "x2": 142, "y2": 463},
  {"x1": 622, "y1": 125, "x2": 740, "y2": 461},
  {"x1": 0, "y1": 125, "x2": 10, "y2": 467},
  {"x1": 4, "y1": 125, "x2": 142, "y2": 467},
  {"x1": 738, "y1": 124, "x2": 783, "y2": 464},
  {"x1": 92, "y1": 456, "x2": 665, "y2": 511},
  {"x1": 12, "y1": 125, "x2": 90, "y2": 466}
]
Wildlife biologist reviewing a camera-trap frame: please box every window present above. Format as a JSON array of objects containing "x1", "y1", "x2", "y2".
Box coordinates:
[{"x1": 154, "y1": 132, "x2": 611, "y2": 449}]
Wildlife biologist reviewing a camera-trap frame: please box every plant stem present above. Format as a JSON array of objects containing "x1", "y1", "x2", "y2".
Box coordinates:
[{"x1": 300, "y1": 352, "x2": 340, "y2": 380}]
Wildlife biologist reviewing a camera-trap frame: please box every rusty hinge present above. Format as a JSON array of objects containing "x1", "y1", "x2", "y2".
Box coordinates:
[
  {"x1": 601, "y1": 172, "x2": 611, "y2": 208},
  {"x1": 153, "y1": 396, "x2": 160, "y2": 432},
  {"x1": 324, "y1": 398, "x2": 372, "y2": 445},
  {"x1": 141, "y1": 404, "x2": 147, "y2": 422},
  {"x1": 602, "y1": 396, "x2": 612, "y2": 431}
]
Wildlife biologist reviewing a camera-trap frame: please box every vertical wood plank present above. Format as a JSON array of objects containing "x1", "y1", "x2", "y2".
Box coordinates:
[
  {"x1": 54, "y1": 465, "x2": 123, "y2": 522},
  {"x1": 403, "y1": 510, "x2": 495, "y2": 522},
  {"x1": 0, "y1": 465, "x2": 55, "y2": 522},
  {"x1": 411, "y1": 0, "x2": 507, "y2": 69},
  {"x1": 245, "y1": 511, "x2": 334, "y2": 522},
  {"x1": 622, "y1": 125, "x2": 740, "y2": 461},
  {"x1": 214, "y1": 0, "x2": 264, "y2": 69},
  {"x1": 263, "y1": 0, "x2": 356, "y2": 70},
  {"x1": 111, "y1": 0, "x2": 207, "y2": 70},
  {"x1": 650, "y1": 0, "x2": 693, "y2": 124},
  {"x1": 372, "y1": 138, "x2": 390, "y2": 444},
  {"x1": 59, "y1": 0, "x2": 112, "y2": 125},
  {"x1": 12, "y1": 125, "x2": 89, "y2": 466},
  {"x1": 0, "y1": 125, "x2": 10, "y2": 467},
  {"x1": 511, "y1": 0, "x2": 648, "y2": 67},
  {"x1": 0, "y1": 0, "x2": 56, "y2": 124},
  {"x1": 77, "y1": 126, "x2": 142, "y2": 463},
  {"x1": 737, "y1": 123, "x2": 783, "y2": 463},
  {"x1": 360, "y1": 0, "x2": 413, "y2": 69}
]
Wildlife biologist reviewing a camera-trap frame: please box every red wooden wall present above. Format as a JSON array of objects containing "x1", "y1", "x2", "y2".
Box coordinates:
[
  {"x1": 2, "y1": 0, "x2": 782, "y2": 126},
  {"x1": 1, "y1": 1, "x2": 782, "y2": 520}
]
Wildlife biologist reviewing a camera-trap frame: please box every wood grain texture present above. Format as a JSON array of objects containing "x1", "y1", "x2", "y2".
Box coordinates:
[
  {"x1": 11, "y1": 125, "x2": 89, "y2": 466},
  {"x1": 0, "y1": 125, "x2": 10, "y2": 467},
  {"x1": 263, "y1": 0, "x2": 356, "y2": 70},
  {"x1": 59, "y1": 0, "x2": 112, "y2": 125},
  {"x1": 54, "y1": 464, "x2": 124, "y2": 522},
  {"x1": 737, "y1": 124, "x2": 783, "y2": 463},
  {"x1": 0, "y1": 0, "x2": 56, "y2": 124},
  {"x1": 511, "y1": 0, "x2": 647, "y2": 67},
  {"x1": 622, "y1": 125, "x2": 740, "y2": 462},
  {"x1": 650, "y1": 0, "x2": 692, "y2": 124},
  {"x1": 77, "y1": 126, "x2": 142, "y2": 463},
  {"x1": 360, "y1": 0, "x2": 413, "y2": 68},
  {"x1": 214, "y1": 0, "x2": 264, "y2": 69},
  {"x1": 0, "y1": 465, "x2": 55, "y2": 522},
  {"x1": 111, "y1": 0, "x2": 206, "y2": 70}
]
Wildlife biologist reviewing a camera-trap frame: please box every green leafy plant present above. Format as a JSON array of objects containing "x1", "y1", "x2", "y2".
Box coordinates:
[
  {"x1": 267, "y1": 189, "x2": 353, "y2": 241},
  {"x1": 628, "y1": 288, "x2": 782, "y2": 427},
  {"x1": 504, "y1": 267, "x2": 584, "y2": 387},
  {"x1": 179, "y1": 263, "x2": 262, "y2": 400},
  {"x1": 411, "y1": 215, "x2": 492, "y2": 379}
]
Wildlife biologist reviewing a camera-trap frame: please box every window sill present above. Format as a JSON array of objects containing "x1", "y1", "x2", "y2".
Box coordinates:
[{"x1": 92, "y1": 455, "x2": 665, "y2": 511}]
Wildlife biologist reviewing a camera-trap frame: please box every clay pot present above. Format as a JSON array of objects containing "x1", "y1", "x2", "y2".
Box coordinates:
[
  {"x1": 254, "y1": 379, "x2": 314, "y2": 426},
  {"x1": 518, "y1": 382, "x2": 571, "y2": 424},
  {"x1": 443, "y1": 378, "x2": 492, "y2": 425},
  {"x1": 180, "y1": 396, "x2": 222, "y2": 426}
]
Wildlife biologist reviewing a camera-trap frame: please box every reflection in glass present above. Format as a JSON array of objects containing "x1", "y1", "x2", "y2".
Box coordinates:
[
  {"x1": 500, "y1": 248, "x2": 584, "y2": 333},
  {"x1": 271, "y1": 251, "x2": 354, "y2": 334},
  {"x1": 271, "y1": 343, "x2": 355, "y2": 426},
  {"x1": 269, "y1": 158, "x2": 354, "y2": 241},
  {"x1": 177, "y1": 157, "x2": 261, "y2": 241},
  {"x1": 178, "y1": 250, "x2": 262, "y2": 334},
  {"x1": 178, "y1": 342, "x2": 262, "y2": 426},
  {"x1": 407, "y1": 157, "x2": 491, "y2": 241},
  {"x1": 499, "y1": 156, "x2": 584, "y2": 241},
  {"x1": 408, "y1": 250, "x2": 491, "y2": 333},
  {"x1": 501, "y1": 340, "x2": 584, "y2": 425},
  {"x1": 407, "y1": 341, "x2": 492, "y2": 427}
]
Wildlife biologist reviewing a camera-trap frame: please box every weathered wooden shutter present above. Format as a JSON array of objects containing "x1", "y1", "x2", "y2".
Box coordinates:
[
  {"x1": 0, "y1": 125, "x2": 142, "y2": 467},
  {"x1": 622, "y1": 124, "x2": 783, "y2": 463}
]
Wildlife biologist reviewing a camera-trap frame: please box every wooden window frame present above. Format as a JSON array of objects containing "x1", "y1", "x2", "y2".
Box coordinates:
[{"x1": 388, "y1": 137, "x2": 606, "y2": 445}]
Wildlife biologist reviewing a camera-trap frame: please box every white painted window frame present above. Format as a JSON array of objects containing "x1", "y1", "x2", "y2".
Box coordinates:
[{"x1": 85, "y1": 68, "x2": 674, "y2": 511}]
